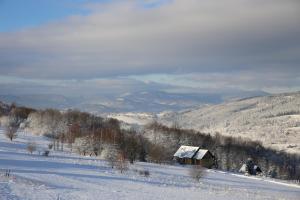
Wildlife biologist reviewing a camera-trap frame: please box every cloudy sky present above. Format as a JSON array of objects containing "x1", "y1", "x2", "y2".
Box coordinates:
[{"x1": 0, "y1": 0, "x2": 300, "y2": 97}]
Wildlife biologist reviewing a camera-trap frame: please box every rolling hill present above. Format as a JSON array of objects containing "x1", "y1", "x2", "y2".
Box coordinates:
[
  {"x1": 108, "y1": 92, "x2": 300, "y2": 154},
  {"x1": 160, "y1": 92, "x2": 300, "y2": 154}
]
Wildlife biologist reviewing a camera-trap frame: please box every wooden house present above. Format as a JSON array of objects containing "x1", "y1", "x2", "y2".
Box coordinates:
[{"x1": 173, "y1": 145, "x2": 215, "y2": 168}]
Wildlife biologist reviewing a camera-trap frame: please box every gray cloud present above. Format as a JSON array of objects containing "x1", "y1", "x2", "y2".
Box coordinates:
[{"x1": 0, "y1": 0, "x2": 299, "y2": 79}]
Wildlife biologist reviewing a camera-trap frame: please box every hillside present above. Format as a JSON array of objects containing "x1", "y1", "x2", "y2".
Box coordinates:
[
  {"x1": 0, "y1": 128, "x2": 299, "y2": 200},
  {"x1": 107, "y1": 92, "x2": 300, "y2": 154},
  {"x1": 160, "y1": 92, "x2": 300, "y2": 153}
]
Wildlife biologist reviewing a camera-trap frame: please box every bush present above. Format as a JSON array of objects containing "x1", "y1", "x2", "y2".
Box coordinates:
[
  {"x1": 139, "y1": 169, "x2": 150, "y2": 177},
  {"x1": 27, "y1": 142, "x2": 36, "y2": 154},
  {"x1": 5, "y1": 126, "x2": 18, "y2": 141},
  {"x1": 189, "y1": 166, "x2": 206, "y2": 181},
  {"x1": 4, "y1": 169, "x2": 11, "y2": 177},
  {"x1": 105, "y1": 146, "x2": 119, "y2": 168},
  {"x1": 48, "y1": 143, "x2": 53, "y2": 150},
  {"x1": 148, "y1": 144, "x2": 169, "y2": 164},
  {"x1": 43, "y1": 150, "x2": 50, "y2": 156},
  {"x1": 116, "y1": 153, "x2": 128, "y2": 173},
  {"x1": 268, "y1": 168, "x2": 278, "y2": 178}
]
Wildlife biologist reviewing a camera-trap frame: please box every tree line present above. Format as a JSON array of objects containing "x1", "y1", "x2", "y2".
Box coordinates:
[
  {"x1": 0, "y1": 103, "x2": 158, "y2": 167},
  {"x1": 145, "y1": 121, "x2": 300, "y2": 180}
]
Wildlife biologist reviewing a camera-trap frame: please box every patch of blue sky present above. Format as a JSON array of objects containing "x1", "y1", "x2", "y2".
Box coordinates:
[
  {"x1": 0, "y1": 0, "x2": 104, "y2": 32},
  {"x1": 0, "y1": 0, "x2": 170, "y2": 32},
  {"x1": 138, "y1": 0, "x2": 172, "y2": 9}
]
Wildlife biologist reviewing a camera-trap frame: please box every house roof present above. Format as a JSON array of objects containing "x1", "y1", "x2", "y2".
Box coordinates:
[
  {"x1": 194, "y1": 149, "x2": 209, "y2": 160},
  {"x1": 173, "y1": 145, "x2": 210, "y2": 160},
  {"x1": 173, "y1": 145, "x2": 199, "y2": 159}
]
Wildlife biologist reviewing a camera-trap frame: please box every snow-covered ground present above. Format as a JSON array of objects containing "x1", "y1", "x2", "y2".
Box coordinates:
[
  {"x1": 161, "y1": 92, "x2": 300, "y2": 153},
  {"x1": 0, "y1": 128, "x2": 299, "y2": 200},
  {"x1": 110, "y1": 92, "x2": 300, "y2": 153}
]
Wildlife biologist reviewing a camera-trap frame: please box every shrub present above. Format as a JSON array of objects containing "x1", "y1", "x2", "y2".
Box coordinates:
[
  {"x1": 48, "y1": 143, "x2": 53, "y2": 150},
  {"x1": 139, "y1": 169, "x2": 150, "y2": 177},
  {"x1": 27, "y1": 142, "x2": 36, "y2": 154},
  {"x1": 116, "y1": 153, "x2": 128, "y2": 173},
  {"x1": 104, "y1": 145, "x2": 119, "y2": 168},
  {"x1": 43, "y1": 150, "x2": 50, "y2": 156},
  {"x1": 189, "y1": 166, "x2": 206, "y2": 181},
  {"x1": 148, "y1": 144, "x2": 169, "y2": 164},
  {"x1": 268, "y1": 168, "x2": 278, "y2": 178},
  {"x1": 5, "y1": 126, "x2": 18, "y2": 141}
]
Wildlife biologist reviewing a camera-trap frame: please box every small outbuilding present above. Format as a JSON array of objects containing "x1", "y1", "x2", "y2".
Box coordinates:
[
  {"x1": 239, "y1": 158, "x2": 262, "y2": 175},
  {"x1": 173, "y1": 145, "x2": 215, "y2": 168}
]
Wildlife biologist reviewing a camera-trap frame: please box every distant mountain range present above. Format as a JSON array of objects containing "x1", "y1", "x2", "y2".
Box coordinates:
[
  {"x1": 0, "y1": 94, "x2": 73, "y2": 109},
  {"x1": 0, "y1": 90, "x2": 268, "y2": 113}
]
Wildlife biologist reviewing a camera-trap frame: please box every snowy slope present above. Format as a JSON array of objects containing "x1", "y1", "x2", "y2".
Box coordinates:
[
  {"x1": 160, "y1": 92, "x2": 300, "y2": 153},
  {"x1": 107, "y1": 112, "x2": 156, "y2": 126},
  {"x1": 0, "y1": 128, "x2": 300, "y2": 200}
]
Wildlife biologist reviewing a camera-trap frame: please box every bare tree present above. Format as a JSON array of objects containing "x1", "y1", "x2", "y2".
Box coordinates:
[
  {"x1": 116, "y1": 153, "x2": 128, "y2": 173},
  {"x1": 148, "y1": 144, "x2": 169, "y2": 164},
  {"x1": 5, "y1": 126, "x2": 18, "y2": 141},
  {"x1": 67, "y1": 123, "x2": 81, "y2": 151},
  {"x1": 123, "y1": 134, "x2": 139, "y2": 164},
  {"x1": 59, "y1": 132, "x2": 65, "y2": 151},
  {"x1": 105, "y1": 146, "x2": 119, "y2": 168}
]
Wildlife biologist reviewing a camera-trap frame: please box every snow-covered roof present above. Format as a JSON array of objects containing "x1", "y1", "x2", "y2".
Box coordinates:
[
  {"x1": 174, "y1": 145, "x2": 211, "y2": 160},
  {"x1": 193, "y1": 149, "x2": 209, "y2": 160},
  {"x1": 239, "y1": 164, "x2": 247, "y2": 173},
  {"x1": 173, "y1": 145, "x2": 199, "y2": 158}
]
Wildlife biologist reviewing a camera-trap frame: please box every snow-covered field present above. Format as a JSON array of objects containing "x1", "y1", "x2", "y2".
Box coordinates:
[{"x1": 0, "y1": 128, "x2": 299, "y2": 200}]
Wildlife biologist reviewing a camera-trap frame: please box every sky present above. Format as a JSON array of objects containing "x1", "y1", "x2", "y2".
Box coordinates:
[{"x1": 0, "y1": 0, "x2": 300, "y2": 98}]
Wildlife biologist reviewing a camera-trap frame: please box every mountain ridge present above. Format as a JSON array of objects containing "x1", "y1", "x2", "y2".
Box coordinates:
[{"x1": 160, "y1": 91, "x2": 300, "y2": 154}]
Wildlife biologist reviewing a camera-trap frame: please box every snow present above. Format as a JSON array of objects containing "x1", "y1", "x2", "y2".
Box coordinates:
[
  {"x1": 194, "y1": 149, "x2": 209, "y2": 160},
  {"x1": 107, "y1": 92, "x2": 300, "y2": 154},
  {"x1": 107, "y1": 112, "x2": 156, "y2": 126},
  {"x1": 239, "y1": 164, "x2": 247, "y2": 173},
  {"x1": 174, "y1": 146, "x2": 209, "y2": 160},
  {"x1": 0, "y1": 128, "x2": 300, "y2": 200},
  {"x1": 173, "y1": 146, "x2": 199, "y2": 158},
  {"x1": 160, "y1": 92, "x2": 300, "y2": 154}
]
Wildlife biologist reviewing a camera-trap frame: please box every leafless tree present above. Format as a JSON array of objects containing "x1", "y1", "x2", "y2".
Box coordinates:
[
  {"x1": 5, "y1": 126, "x2": 18, "y2": 141},
  {"x1": 105, "y1": 146, "x2": 119, "y2": 168},
  {"x1": 123, "y1": 134, "x2": 139, "y2": 164},
  {"x1": 116, "y1": 153, "x2": 128, "y2": 173},
  {"x1": 148, "y1": 144, "x2": 169, "y2": 164}
]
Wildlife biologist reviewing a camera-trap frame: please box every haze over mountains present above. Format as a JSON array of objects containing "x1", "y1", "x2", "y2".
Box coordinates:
[{"x1": 0, "y1": 89, "x2": 268, "y2": 113}]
